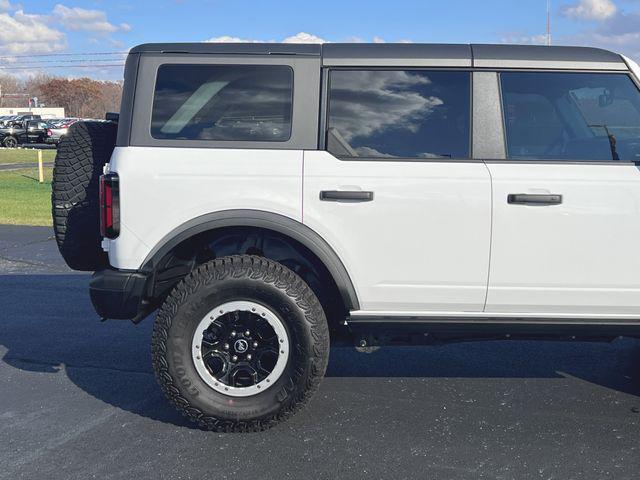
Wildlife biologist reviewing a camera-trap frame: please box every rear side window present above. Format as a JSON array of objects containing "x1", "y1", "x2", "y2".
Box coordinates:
[
  {"x1": 28, "y1": 121, "x2": 47, "y2": 129},
  {"x1": 327, "y1": 70, "x2": 471, "y2": 159},
  {"x1": 501, "y1": 72, "x2": 640, "y2": 161},
  {"x1": 151, "y1": 64, "x2": 293, "y2": 142}
]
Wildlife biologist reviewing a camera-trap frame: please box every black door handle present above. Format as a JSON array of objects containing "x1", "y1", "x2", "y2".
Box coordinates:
[
  {"x1": 320, "y1": 190, "x2": 374, "y2": 202},
  {"x1": 507, "y1": 193, "x2": 563, "y2": 205}
]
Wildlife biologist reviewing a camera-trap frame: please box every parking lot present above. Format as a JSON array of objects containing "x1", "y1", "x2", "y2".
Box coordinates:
[{"x1": 1, "y1": 225, "x2": 640, "y2": 479}]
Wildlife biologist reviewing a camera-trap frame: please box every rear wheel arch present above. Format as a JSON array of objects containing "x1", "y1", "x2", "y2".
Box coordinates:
[{"x1": 141, "y1": 210, "x2": 360, "y2": 319}]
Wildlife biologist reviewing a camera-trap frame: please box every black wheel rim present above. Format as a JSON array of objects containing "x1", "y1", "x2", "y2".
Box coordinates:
[{"x1": 192, "y1": 301, "x2": 289, "y2": 397}]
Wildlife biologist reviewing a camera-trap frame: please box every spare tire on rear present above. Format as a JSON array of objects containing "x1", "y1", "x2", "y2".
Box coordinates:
[{"x1": 52, "y1": 121, "x2": 117, "y2": 271}]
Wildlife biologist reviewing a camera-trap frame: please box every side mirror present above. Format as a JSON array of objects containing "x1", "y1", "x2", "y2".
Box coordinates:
[{"x1": 105, "y1": 112, "x2": 119, "y2": 123}]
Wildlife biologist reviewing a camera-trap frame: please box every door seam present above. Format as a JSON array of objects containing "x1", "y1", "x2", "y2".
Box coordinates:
[
  {"x1": 301, "y1": 151, "x2": 306, "y2": 223},
  {"x1": 482, "y1": 160, "x2": 494, "y2": 312}
]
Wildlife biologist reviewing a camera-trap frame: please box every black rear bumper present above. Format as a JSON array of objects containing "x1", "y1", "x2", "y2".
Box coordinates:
[{"x1": 89, "y1": 269, "x2": 151, "y2": 322}]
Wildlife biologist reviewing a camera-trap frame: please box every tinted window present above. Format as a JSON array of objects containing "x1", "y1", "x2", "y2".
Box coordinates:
[
  {"x1": 501, "y1": 72, "x2": 640, "y2": 161},
  {"x1": 327, "y1": 70, "x2": 471, "y2": 159},
  {"x1": 151, "y1": 64, "x2": 293, "y2": 142}
]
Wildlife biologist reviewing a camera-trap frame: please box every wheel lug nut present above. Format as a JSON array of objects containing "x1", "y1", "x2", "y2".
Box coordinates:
[
  {"x1": 252, "y1": 341, "x2": 258, "y2": 348},
  {"x1": 232, "y1": 355, "x2": 238, "y2": 362},
  {"x1": 231, "y1": 331, "x2": 237, "y2": 337},
  {"x1": 247, "y1": 354, "x2": 252, "y2": 360},
  {"x1": 223, "y1": 343, "x2": 229, "y2": 350},
  {"x1": 245, "y1": 330, "x2": 250, "y2": 336}
]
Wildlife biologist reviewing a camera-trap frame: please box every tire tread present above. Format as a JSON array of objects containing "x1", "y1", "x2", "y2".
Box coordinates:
[
  {"x1": 51, "y1": 121, "x2": 117, "y2": 271},
  {"x1": 151, "y1": 255, "x2": 330, "y2": 432}
]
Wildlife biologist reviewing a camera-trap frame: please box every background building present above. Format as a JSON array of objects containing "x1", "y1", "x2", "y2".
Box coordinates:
[{"x1": 0, "y1": 107, "x2": 65, "y2": 119}]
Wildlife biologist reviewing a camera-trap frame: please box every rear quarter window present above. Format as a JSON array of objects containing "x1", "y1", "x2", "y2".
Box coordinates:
[{"x1": 151, "y1": 64, "x2": 293, "y2": 142}]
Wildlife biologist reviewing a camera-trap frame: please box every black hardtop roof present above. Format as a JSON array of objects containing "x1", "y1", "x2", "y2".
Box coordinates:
[
  {"x1": 130, "y1": 42, "x2": 621, "y2": 63},
  {"x1": 471, "y1": 44, "x2": 622, "y2": 65},
  {"x1": 129, "y1": 43, "x2": 322, "y2": 55}
]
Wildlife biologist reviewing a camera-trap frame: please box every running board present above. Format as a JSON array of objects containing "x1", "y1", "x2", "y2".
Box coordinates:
[{"x1": 346, "y1": 315, "x2": 640, "y2": 344}]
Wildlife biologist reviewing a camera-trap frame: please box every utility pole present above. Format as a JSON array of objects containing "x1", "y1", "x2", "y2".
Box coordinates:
[{"x1": 547, "y1": 0, "x2": 552, "y2": 46}]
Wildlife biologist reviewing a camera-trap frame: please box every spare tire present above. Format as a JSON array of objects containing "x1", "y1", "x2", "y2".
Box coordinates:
[{"x1": 52, "y1": 121, "x2": 117, "y2": 271}]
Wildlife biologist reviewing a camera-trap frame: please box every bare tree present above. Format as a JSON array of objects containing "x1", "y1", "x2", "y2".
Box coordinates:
[
  {"x1": 0, "y1": 74, "x2": 26, "y2": 108},
  {"x1": 0, "y1": 73, "x2": 123, "y2": 118},
  {"x1": 37, "y1": 77, "x2": 122, "y2": 118}
]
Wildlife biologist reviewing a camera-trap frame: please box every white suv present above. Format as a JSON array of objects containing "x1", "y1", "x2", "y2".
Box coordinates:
[{"x1": 52, "y1": 43, "x2": 640, "y2": 431}]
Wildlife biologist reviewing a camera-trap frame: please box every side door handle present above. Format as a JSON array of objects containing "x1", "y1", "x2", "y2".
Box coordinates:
[
  {"x1": 319, "y1": 190, "x2": 374, "y2": 203},
  {"x1": 507, "y1": 193, "x2": 563, "y2": 205}
]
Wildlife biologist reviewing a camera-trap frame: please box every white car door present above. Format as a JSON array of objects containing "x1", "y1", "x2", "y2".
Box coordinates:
[
  {"x1": 304, "y1": 69, "x2": 492, "y2": 313},
  {"x1": 485, "y1": 70, "x2": 640, "y2": 317}
]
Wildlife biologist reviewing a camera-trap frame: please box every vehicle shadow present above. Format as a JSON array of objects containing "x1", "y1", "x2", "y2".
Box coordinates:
[{"x1": 2, "y1": 273, "x2": 640, "y2": 430}]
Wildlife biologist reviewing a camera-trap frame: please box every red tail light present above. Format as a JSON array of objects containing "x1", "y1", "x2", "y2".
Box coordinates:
[
  {"x1": 47, "y1": 129, "x2": 53, "y2": 136},
  {"x1": 99, "y1": 173, "x2": 120, "y2": 238}
]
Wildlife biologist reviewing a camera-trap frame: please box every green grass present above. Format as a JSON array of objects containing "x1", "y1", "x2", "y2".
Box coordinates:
[
  {"x1": 0, "y1": 148, "x2": 56, "y2": 165},
  {"x1": 0, "y1": 167, "x2": 53, "y2": 226}
]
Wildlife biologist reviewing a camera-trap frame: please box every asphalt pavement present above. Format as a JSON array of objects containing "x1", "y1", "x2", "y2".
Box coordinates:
[
  {"x1": 1, "y1": 225, "x2": 640, "y2": 479},
  {"x1": 0, "y1": 162, "x2": 54, "y2": 171}
]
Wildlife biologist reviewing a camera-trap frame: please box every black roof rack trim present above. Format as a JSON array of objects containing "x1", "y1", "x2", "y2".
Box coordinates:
[{"x1": 129, "y1": 42, "x2": 626, "y2": 69}]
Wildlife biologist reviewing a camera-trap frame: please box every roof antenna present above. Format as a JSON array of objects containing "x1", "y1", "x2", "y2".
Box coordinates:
[{"x1": 546, "y1": 0, "x2": 552, "y2": 46}]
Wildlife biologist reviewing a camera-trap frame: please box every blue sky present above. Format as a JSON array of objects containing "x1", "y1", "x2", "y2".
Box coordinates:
[{"x1": 2, "y1": 0, "x2": 640, "y2": 79}]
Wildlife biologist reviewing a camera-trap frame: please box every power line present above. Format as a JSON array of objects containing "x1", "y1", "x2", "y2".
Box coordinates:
[
  {"x1": 0, "y1": 63, "x2": 125, "y2": 70},
  {"x1": 0, "y1": 51, "x2": 128, "y2": 60},
  {"x1": 0, "y1": 57, "x2": 127, "y2": 65}
]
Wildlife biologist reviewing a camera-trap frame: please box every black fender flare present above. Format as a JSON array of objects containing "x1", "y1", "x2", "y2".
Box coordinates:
[{"x1": 140, "y1": 209, "x2": 360, "y2": 311}]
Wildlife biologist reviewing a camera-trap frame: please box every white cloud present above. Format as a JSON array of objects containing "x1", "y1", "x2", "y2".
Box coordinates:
[
  {"x1": 500, "y1": 33, "x2": 549, "y2": 45},
  {"x1": 206, "y1": 32, "x2": 326, "y2": 44},
  {"x1": 205, "y1": 32, "x2": 412, "y2": 45},
  {"x1": 499, "y1": 1, "x2": 640, "y2": 63},
  {"x1": 282, "y1": 32, "x2": 325, "y2": 43},
  {"x1": 563, "y1": 0, "x2": 617, "y2": 20},
  {"x1": 557, "y1": 3, "x2": 640, "y2": 62},
  {"x1": 52, "y1": 4, "x2": 129, "y2": 34},
  {"x1": 206, "y1": 35, "x2": 262, "y2": 43},
  {"x1": 0, "y1": 3, "x2": 131, "y2": 59},
  {"x1": 563, "y1": 28, "x2": 640, "y2": 61},
  {"x1": 0, "y1": 9, "x2": 66, "y2": 55}
]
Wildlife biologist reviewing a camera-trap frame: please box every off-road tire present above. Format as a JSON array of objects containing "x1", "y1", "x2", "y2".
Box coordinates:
[
  {"x1": 52, "y1": 121, "x2": 117, "y2": 271},
  {"x1": 151, "y1": 255, "x2": 330, "y2": 432}
]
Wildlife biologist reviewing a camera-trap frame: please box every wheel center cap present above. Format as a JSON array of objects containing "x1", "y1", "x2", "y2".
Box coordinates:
[{"x1": 234, "y1": 339, "x2": 248, "y2": 353}]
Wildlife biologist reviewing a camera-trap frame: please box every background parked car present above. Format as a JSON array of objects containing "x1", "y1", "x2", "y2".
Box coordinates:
[
  {"x1": 0, "y1": 114, "x2": 41, "y2": 129},
  {"x1": 0, "y1": 116, "x2": 16, "y2": 128},
  {"x1": 46, "y1": 118, "x2": 79, "y2": 145},
  {"x1": 0, "y1": 118, "x2": 50, "y2": 147}
]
